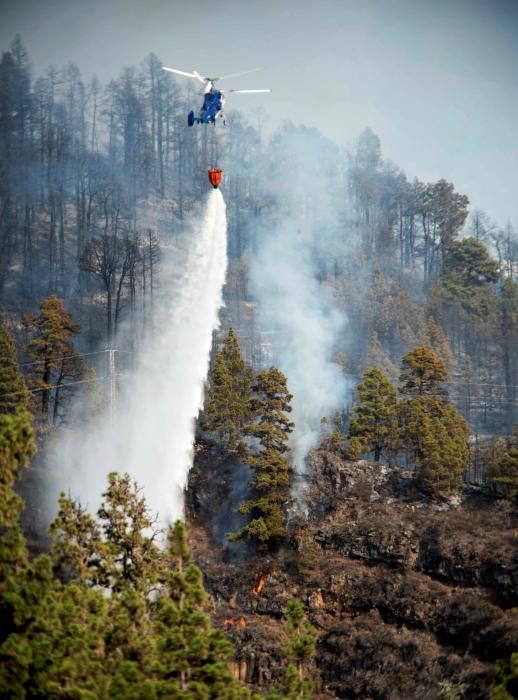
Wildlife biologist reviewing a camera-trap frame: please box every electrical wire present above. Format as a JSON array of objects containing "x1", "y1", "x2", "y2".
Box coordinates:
[
  {"x1": 0, "y1": 376, "x2": 106, "y2": 399},
  {"x1": 19, "y1": 347, "x2": 140, "y2": 368},
  {"x1": 20, "y1": 349, "x2": 109, "y2": 367}
]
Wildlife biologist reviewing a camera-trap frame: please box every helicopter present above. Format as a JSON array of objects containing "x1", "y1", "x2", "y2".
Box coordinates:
[{"x1": 161, "y1": 66, "x2": 271, "y2": 126}]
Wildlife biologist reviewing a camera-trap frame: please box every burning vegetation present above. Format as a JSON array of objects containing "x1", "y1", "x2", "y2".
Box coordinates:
[{"x1": 252, "y1": 575, "x2": 267, "y2": 597}]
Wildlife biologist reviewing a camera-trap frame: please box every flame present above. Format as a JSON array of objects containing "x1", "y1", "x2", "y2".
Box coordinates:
[
  {"x1": 252, "y1": 574, "x2": 267, "y2": 597},
  {"x1": 224, "y1": 616, "x2": 246, "y2": 629}
]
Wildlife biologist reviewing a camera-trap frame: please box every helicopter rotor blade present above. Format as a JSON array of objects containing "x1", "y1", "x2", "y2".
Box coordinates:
[
  {"x1": 161, "y1": 66, "x2": 200, "y2": 80},
  {"x1": 225, "y1": 89, "x2": 272, "y2": 94},
  {"x1": 216, "y1": 68, "x2": 263, "y2": 81},
  {"x1": 192, "y1": 70, "x2": 208, "y2": 86},
  {"x1": 162, "y1": 67, "x2": 208, "y2": 87}
]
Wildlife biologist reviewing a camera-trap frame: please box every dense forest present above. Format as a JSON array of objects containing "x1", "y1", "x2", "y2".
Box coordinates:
[
  {"x1": 1, "y1": 35, "x2": 517, "y2": 699},
  {"x1": 1, "y1": 35, "x2": 517, "y2": 439}
]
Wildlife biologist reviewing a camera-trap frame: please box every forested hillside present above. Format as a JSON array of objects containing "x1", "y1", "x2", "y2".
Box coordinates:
[
  {"x1": 1, "y1": 36, "x2": 517, "y2": 439},
  {"x1": 1, "y1": 34, "x2": 517, "y2": 700}
]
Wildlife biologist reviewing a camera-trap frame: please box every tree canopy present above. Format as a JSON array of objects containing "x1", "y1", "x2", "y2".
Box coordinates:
[
  {"x1": 229, "y1": 367, "x2": 294, "y2": 548},
  {"x1": 347, "y1": 367, "x2": 399, "y2": 463},
  {"x1": 203, "y1": 328, "x2": 253, "y2": 452}
]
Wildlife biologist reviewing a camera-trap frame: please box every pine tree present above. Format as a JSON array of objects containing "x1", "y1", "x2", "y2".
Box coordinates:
[
  {"x1": 203, "y1": 328, "x2": 253, "y2": 452},
  {"x1": 51, "y1": 472, "x2": 162, "y2": 594},
  {"x1": 154, "y1": 521, "x2": 250, "y2": 699},
  {"x1": 422, "y1": 316, "x2": 453, "y2": 370},
  {"x1": 0, "y1": 410, "x2": 35, "y2": 530},
  {"x1": 23, "y1": 295, "x2": 87, "y2": 423},
  {"x1": 0, "y1": 409, "x2": 35, "y2": 644},
  {"x1": 105, "y1": 586, "x2": 158, "y2": 698},
  {"x1": 266, "y1": 600, "x2": 316, "y2": 700},
  {"x1": 416, "y1": 409, "x2": 470, "y2": 496},
  {"x1": 283, "y1": 600, "x2": 316, "y2": 682},
  {"x1": 347, "y1": 367, "x2": 399, "y2": 462},
  {"x1": 2, "y1": 467, "x2": 253, "y2": 698},
  {"x1": 399, "y1": 346, "x2": 448, "y2": 397},
  {"x1": 441, "y1": 237, "x2": 499, "y2": 314},
  {"x1": 49, "y1": 491, "x2": 104, "y2": 586},
  {"x1": 228, "y1": 367, "x2": 294, "y2": 547},
  {"x1": 488, "y1": 426, "x2": 518, "y2": 497},
  {"x1": 399, "y1": 348, "x2": 469, "y2": 497},
  {"x1": 362, "y1": 332, "x2": 398, "y2": 382},
  {"x1": 9, "y1": 579, "x2": 111, "y2": 699},
  {"x1": 0, "y1": 326, "x2": 30, "y2": 415},
  {"x1": 492, "y1": 652, "x2": 518, "y2": 700},
  {"x1": 97, "y1": 472, "x2": 162, "y2": 593}
]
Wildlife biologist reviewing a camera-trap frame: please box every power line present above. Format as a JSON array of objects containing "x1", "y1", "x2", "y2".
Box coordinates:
[
  {"x1": 19, "y1": 347, "x2": 139, "y2": 368},
  {"x1": 20, "y1": 349, "x2": 109, "y2": 367},
  {"x1": 343, "y1": 372, "x2": 518, "y2": 391},
  {"x1": 444, "y1": 380, "x2": 518, "y2": 389},
  {"x1": 0, "y1": 376, "x2": 106, "y2": 399},
  {"x1": 113, "y1": 348, "x2": 138, "y2": 355}
]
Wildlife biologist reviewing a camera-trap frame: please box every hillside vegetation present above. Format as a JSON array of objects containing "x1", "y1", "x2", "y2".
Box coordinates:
[{"x1": 0, "y1": 36, "x2": 517, "y2": 699}]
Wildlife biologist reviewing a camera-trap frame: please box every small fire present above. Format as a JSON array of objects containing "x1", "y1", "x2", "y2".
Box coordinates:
[
  {"x1": 223, "y1": 617, "x2": 246, "y2": 629},
  {"x1": 252, "y1": 574, "x2": 267, "y2": 597}
]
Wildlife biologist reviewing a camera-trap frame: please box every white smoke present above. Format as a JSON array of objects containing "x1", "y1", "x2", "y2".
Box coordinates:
[
  {"x1": 252, "y1": 125, "x2": 349, "y2": 472},
  {"x1": 51, "y1": 190, "x2": 227, "y2": 527}
]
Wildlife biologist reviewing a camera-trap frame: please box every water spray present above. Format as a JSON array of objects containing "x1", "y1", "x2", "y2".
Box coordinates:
[{"x1": 53, "y1": 189, "x2": 228, "y2": 529}]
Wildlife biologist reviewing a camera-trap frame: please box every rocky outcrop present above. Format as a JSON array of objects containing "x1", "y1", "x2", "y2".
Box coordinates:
[{"x1": 186, "y1": 446, "x2": 518, "y2": 699}]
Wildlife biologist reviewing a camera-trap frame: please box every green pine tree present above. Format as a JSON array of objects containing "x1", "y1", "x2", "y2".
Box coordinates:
[
  {"x1": 347, "y1": 367, "x2": 399, "y2": 463},
  {"x1": 0, "y1": 326, "x2": 30, "y2": 415},
  {"x1": 487, "y1": 426, "x2": 518, "y2": 497},
  {"x1": 228, "y1": 367, "x2": 294, "y2": 548},
  {"x1": 97, "y1": 472, "x2": 163, "y2": 593},
  {"x1": 203, "y1": 328, "x2": 253, "y2": 452},
  {"x1": 492, "y1": 652, "x2": 518, "y2": 700},
  {"x1": 416, "y1": 409, "x2": 470, "y2": 495},
  {"x1": 153, "y1": 520, "x2": 250, "y2": 699},
  {"x1": 283, "y1": 600, "x2": 316, "y2": 684},
  {"x1": 23, "y1": 295, "x2": 87, "y2": 423},
  {"x1": 399, "y1": 346, "x2": 448, "y2": 397},
  {"x1": 399, "y1": 347, "x2": 470, "y2": 497},
  {"x1": 0, "y1": 409, "x2": 36, "y2": 645},
  {"x1": 441, "y1": 237, "x2": 499, "y2": 316},
  {"x1": 49, "y1": 491, "x2": 104, "y2": 586},
  {"x1": 421, "y1": 315, "x2": 453, "y2": 370},
  {"x1": 12, "y1": 579, "x2": 111, "y2": 699},
  {"x1": 51, "y1": 472, "x2": 162, "y2": 594},
  {"x1": 266, "y1": 600, "x2": 316, "y2": 700},
  {"x1": 2, "y1": 466, "x2": 253, "y2": 699}
]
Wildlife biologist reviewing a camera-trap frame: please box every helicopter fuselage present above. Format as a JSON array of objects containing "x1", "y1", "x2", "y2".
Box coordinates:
[{"x1": 188, "y1": 89, "x2": 226, "y2": 126}]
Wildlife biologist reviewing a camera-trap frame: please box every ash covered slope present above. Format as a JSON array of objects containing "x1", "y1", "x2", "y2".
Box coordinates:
[{"x1": 186, "y1": 446, "x2": 517, "y2": 699}]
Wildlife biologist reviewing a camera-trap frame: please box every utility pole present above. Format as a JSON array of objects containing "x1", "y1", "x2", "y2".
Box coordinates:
[{"x1": 108, "y1": 347, "x2": 116, "y2": 427}]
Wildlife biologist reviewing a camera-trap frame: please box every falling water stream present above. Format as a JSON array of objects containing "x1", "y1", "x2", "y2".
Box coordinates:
[{"x1": 53, "y1": 190, "x2": 227, "y2": 527}]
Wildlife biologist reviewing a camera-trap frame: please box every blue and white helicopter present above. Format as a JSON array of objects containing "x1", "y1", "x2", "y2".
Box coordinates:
[{"x1": 161, "y1": 66, "x2": 271, "y2": 126}]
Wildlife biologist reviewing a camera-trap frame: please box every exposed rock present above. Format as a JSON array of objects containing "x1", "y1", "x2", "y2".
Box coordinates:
[{"x1": 186, "y1": 446, "x2": 518, "y2": 699}]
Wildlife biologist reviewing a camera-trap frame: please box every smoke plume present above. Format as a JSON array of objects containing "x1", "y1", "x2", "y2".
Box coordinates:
[{"x1": 252, "y1": 125, "x2": 349, "y2": 472}]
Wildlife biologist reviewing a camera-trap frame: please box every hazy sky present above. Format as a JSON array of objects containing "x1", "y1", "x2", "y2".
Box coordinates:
[{"x1": 1, "y1": 0, "x2": 517, "y2": 226}]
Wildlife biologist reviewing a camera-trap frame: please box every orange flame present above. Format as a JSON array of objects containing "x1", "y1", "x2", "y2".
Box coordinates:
[
  {"x1": 252, "y1": 574, "x2": 267, "y2": 597},
  {"x1": 223, "y1": 618, "x2": 234, "y2": 627},
  {"x1": 238, "y1": 616, "x2": 246, "y2": 628}
]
